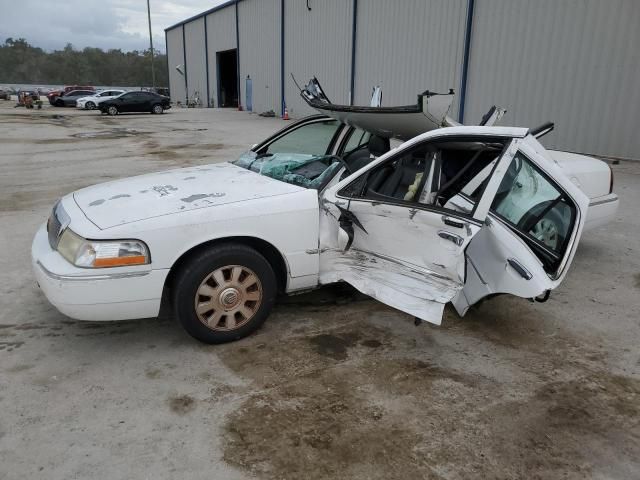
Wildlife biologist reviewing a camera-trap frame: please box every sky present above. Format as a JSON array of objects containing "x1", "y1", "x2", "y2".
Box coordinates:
[{"x1": 0, "y1": 0, "x2": 228, "y2": 53}]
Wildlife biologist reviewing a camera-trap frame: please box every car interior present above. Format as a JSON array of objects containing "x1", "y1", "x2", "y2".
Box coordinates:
[{"x1": 357, "y1": 140, "x2": 507, "y2": 210}]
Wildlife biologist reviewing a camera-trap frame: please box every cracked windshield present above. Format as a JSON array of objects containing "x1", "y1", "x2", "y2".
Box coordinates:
[{"x1": 233, "y1": 120, "x2": 343, "y2": 189}]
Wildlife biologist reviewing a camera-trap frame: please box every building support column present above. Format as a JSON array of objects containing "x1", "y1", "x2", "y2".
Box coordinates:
[
  {"x1": 235, "y1": 0, "x2": 242, "y2": 110},
  {"x1": 458, "y1": 0, "x2": 475, "y2": 123},
  {"x1": 349, "y1": 0, "x2": 358, "y2": 105},
  {"x1": 204, "y1": 16, "x2": 210, "y2": 107},
  {"x1": 280, "y1": 0, "x2": 285, "y2": 116},
  {"x1": 182, "y1": 25, "x2": 188, "y2": 104}
]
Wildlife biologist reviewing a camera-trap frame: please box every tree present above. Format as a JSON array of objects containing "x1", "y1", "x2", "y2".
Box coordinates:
[{"x1": 0, "y1": 38, "x2": 169, "y2": 87}]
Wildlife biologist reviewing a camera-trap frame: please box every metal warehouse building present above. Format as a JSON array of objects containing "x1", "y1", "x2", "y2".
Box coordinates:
[{"x1": 165, "y1": 0, "x2": 639, "y2": 159}]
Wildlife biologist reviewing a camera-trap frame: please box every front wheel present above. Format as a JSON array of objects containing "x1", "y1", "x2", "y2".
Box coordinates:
[
  {"x1": 151, "y1": 104, "x2": 164, "y2": 114},
  {"x1": 172, "y1": 244, "x2": 277, "y2": 344},
  {"x1": 107, "y1": 106, "x2": 118, "y2": 116},
  {"x1": 54, "y1": 99, "x2": 64, "y2": 107},
  {"x1": 85, "y1": 101, "x2": 95, "y2": 110}
]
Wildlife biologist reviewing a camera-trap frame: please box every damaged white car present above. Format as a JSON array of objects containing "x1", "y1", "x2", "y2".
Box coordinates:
[{"x1": 32, "y1": 89, "x2": 619, "y2": 343}]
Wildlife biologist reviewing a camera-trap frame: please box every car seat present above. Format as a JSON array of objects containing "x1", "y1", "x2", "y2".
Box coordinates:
[{"x1": 346, "y1": 135, "x2": 391, "y2": 172}]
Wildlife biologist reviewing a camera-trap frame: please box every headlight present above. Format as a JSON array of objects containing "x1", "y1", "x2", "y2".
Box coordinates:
[{"x1": 57, "y1": 229, "x2": 150, "y2": 268}]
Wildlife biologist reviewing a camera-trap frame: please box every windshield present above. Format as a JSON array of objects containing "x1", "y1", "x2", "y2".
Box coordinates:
[{"x1": 233, "y1": 151, "x2": 342, "y2": 189}]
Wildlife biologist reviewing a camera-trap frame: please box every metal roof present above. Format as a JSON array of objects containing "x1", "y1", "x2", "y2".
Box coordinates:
[{"x1": 164, "y1": 0, "x2": 237, "y2": 32}]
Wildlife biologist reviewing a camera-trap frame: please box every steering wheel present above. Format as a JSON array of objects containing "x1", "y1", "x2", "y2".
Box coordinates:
[{"x1": 325, "y1": 155, "x2": 354, "y2": 175}]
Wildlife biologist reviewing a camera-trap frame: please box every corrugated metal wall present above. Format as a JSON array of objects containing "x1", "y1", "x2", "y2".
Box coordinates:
[
  {"x1": 205, "y1": 6, "x2": 237, "y2": 108},
  {"x1": 283, "y1": 0, "x2": 353, "y2": 117},
  {"x1": 166, "y1": 27, "x2": 185, "y2": 104},
  {"x1": 354, "y1": 0, "x2": 467, "y2": 116},
  {"x1": 166, "y1": 0, "x2": 639, "y2": 158},
  {"x1": 238, "y1": 0, "x2": 282, "y2": 115},
  {"x1": 464, "y1": 0, "x2": 640, "y2": 158},
  {"x1": 184, "y1": 17, "x2": 206, "y2": 105}
]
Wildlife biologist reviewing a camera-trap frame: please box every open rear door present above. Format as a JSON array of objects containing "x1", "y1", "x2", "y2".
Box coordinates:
[{"x1": 452, "y1": 137, "x2": 589, "y2": 315}]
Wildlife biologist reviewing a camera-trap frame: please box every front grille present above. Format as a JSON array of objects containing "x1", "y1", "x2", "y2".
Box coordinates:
[
  {"x1": 46, "y1": 201, "x2": 70, "y2": 250},
  {"x1": 47, "y1": 210, "x2": 62, "y2": 250}
]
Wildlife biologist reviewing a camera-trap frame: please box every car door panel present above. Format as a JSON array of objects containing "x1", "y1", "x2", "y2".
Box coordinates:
[{"x1": 453, "y1": 139, "x2": 589, "y2": 315}]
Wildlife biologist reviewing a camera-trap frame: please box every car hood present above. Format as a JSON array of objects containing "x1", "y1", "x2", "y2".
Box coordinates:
[{"x1": 73, "y1": 162, "x2": 304, "y2": 229}]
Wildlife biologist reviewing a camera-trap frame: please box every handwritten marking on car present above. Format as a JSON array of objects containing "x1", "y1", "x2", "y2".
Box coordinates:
[
  {"x1": 180, "y1": 193, "x2": 226, "y2": 203},
  {"x1": 109, "y1": 194, "x2": 131, "y2": 200},
  {"x1": 152, "y1": 185, "x2": 178, "y2": 196},
  {"x1": 89, "y1": 199, "x2": 105, "y2": 206}
]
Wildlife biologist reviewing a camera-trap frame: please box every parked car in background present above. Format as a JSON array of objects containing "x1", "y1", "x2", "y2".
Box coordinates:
[
  {"x1": 47, "y1": 85, "x2": 95, "y2": 105},
  {"x1": 0, "y1": 88, "x2": 12, "y2": 100},
  {"x1": 32, "y1": 111, "x2": 617, "y2": 344},
  {"x1": 76, "y1": 90, "x2": 126, "y2": 110},
  {"x1": 53, "y1": 90, "x2": 97, "y2": 107},
  {"x1": 99, "y1": 91, "x2": 171, "y2": 115}
]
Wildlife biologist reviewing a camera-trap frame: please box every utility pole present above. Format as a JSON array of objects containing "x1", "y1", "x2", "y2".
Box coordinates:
[{"x1": 147, "y1": 0, "x2": 156, "y2": 89}]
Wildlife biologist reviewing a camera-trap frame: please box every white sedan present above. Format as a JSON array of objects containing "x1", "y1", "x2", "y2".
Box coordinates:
[
  {"x1": 32, "y1": 116, "x2": 618, "y2": 343},
  {"x1": 76, "y1": 89, "x2": 126, "y2": 110}
]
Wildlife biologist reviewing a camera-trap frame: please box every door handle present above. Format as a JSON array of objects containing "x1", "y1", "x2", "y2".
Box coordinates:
[
  {"x1": 507, "y1": 258, "x2": 532, "y2": 280},
  {"x1": 441, "y1": 215, "x2": 465, "y2": 229},
  {"x1": 438, "y1": 230, "x2": 464, "y2": 246}
]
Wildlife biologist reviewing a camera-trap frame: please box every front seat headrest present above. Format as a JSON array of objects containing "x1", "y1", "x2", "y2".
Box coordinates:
[{"x1": 368, "y1": 135, "x2": 391, "y2": 157}]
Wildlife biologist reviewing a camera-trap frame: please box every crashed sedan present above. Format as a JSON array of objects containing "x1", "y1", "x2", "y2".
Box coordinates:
[{"x1": 32, "y1": 91, "x2": 618, "y2": 344}]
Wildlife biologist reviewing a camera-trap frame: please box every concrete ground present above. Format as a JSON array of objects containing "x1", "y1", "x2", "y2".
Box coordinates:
[{"x1": 0, "y1": 101, "x2": 638, "y2": 480}]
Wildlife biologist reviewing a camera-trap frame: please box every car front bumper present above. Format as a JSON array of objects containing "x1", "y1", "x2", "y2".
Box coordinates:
[
  {"x1": 585, "y1": 193, "x2": 619, "y2": 231},
  {"x1": 31, "y1": 223, "x2": 168, "y2": 321}
]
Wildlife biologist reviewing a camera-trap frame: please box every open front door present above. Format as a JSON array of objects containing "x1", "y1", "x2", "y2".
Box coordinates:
[{"x1": 318, "y1": 130, "x2": 521, "y2": 324}]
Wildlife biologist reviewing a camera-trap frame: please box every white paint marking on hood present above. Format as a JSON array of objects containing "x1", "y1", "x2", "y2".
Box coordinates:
[{"x1": 73, "y1": 162, "x2": 304, "y2": 229}]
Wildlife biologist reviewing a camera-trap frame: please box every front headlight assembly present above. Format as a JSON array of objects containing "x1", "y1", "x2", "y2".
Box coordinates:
[{"x1": 57, "y1": 228, "x2": 150, "y2": 268}]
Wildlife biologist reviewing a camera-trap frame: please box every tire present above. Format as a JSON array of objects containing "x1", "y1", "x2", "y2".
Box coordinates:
[
  {"x1": 107, "y1": 106, "x2": 118, "y2": 116},
  {"x1": 85, "y1": 101, "x2": 95, "y2": 110},
  {"x1": 55, "y1": 99, "x2": 64, "y2": 107},
  {"x1": 152, "y1": 104, "x2": 164, "y2": 114},
  {"x1": 172, "y1": 244, "x2": 277, "y2": 344}
]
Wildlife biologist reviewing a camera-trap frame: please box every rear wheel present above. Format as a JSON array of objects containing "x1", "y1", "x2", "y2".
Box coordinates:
[
  {"x1": 107, "y1": 105, "x2": 118, "y2": 116},
  {"x1": 172, "y1": 244, "x2": 277, "y2": 344},
  {"x1": 152, "y1": 104, "x2": 164, "y2": 114}
]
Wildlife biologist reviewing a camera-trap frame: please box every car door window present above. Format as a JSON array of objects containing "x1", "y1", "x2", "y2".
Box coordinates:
[
  {"x1": 265, "y1": 120, "x2": 340, "y2": 156},
  {"x1": 343, "y1": 138, "x2": 507, "y2": 218},
  {"x1": 490, "y1": 151, "x2": 577, "y2": 272},
  {"x1": 343, "y1": 128, "x2": 371, "y2": 156}
]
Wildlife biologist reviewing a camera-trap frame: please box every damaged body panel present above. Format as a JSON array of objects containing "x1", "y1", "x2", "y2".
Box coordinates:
[
  {"x1": 299, "y1": 77, "x2": 456, "y2": 140},
  {"x1": 298, "y1": 77, "x2": 507, "y2": 141}
]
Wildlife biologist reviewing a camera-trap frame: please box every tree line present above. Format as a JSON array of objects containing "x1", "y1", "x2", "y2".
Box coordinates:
[{"x1": 0, "y1": 38, "x2": 168, "y2": 87}]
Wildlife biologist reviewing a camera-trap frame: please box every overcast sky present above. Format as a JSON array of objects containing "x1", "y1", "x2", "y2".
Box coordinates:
[{"x1": 0, "y1": 0, "x2": 228, "y2": 53}]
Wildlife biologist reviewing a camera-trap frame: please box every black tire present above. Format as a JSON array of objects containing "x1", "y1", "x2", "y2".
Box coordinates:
[
  {"x1": 54, "y1": 99, "x2": 64, "y2": 107},
  {"x1": 151, "y1": 103, "x2": 164, "y2": 114},
  {"x1": 172, "y1": 244, "x2": 277, "y2": 344},
  {"x1": 107, "y1": 105, "x2": 118, "y2": 116},
  {"x1": 85, "y1": 101, "x2": 95, "y2": 110}
]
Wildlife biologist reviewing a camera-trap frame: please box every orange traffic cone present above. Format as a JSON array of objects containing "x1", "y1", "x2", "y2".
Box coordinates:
[{"x1": 282, "y1": 105, "x2": 290, "y2": 120}]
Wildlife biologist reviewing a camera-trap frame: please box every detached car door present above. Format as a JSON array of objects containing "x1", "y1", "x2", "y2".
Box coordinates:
[{"x1": 318, "y1": 130, "x2": 522, "y2": 324}]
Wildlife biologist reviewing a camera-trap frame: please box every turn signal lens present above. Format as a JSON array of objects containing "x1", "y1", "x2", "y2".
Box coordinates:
[{"x1": 57, "y1": 229, "x2": 150, "y2": 268}]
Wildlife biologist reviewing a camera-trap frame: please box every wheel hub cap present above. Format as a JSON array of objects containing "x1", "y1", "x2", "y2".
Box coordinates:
[
  {"x1": 220, "y1": 287, "x2": 240, "y2": 309},
  {"x1": 194, "y1": 265, "x2": 263, "y2": 331}
]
